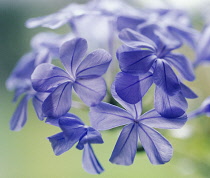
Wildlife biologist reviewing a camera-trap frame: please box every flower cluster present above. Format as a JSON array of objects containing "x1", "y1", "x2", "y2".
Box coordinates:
[{"x1": 7, "y1": 0, "x2": 210, "y2": 175}]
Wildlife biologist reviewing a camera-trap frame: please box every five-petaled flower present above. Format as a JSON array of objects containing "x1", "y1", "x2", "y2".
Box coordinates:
[
  {"x1": 32, "y1": 37, "x2": 112, "y2": 118},
  {"x1": 90, "y1": 84, "x2": 187, "y2": 165}
]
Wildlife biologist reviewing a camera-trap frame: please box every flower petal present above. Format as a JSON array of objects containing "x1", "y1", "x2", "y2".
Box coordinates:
[
  {"x1": 10, "y1": 95, "x2": 29, "y2": 131},
  {"x1": 180, "y1": 82, "x2": 197, "y2": 99},
  {"x1": 165, "y1": 53, "x2": 195, "y2": 81},
  {"x1": 89, "y1": 102, "x2": 133, "y2": 130},
  {"x1": 109, "y1": 123, "x2": 138, "y2": 165},
  {"x1": 115, "y1": 72, "x2": 153, "y2": 104},
  {"x1": 76, "y1": 49, "x2": 112, "y2": 78},
  {"x1": 168, "y1": 25, "x2": 199, "y2": 49},
  {"x1": 155, "y1": 86, "x2": 188, "y2": 118},
  {"x1": 138, "y1": 124, "x2": 173, "y2": 164},
  {"x1": 32, "y1": 63, "x2": 71, "y2": 92},
  {"x1": 82, "y1": 144, "x2": 104, "y2": 174},
  {"x1": 111, "y1": 82, "x2": 142, "y2": 118},
  {"x1": 117, "y1": 46, "x2": 156, "y2": 74},
  {"x1": 139, "y1": 109, "x2": 187, "y2": 129},
  {"x1": 32, "y1": 92, "x2": 49, "y2": 121},
  {"x1": 48, "y1": 132, "x2": 75, "y2": 156},
  {"x1": 119, "y1": 28, "x2": 156, "y2": 50},
  {"x1": 42, "y1": 82, "x2": 72, "y2": 117},
  {"x1": 60, "y1": 38, "x2": 87, "y2": 77},
  {"x1": 73, "y1": 77, "x2": 106, "y2": 106},
  {"x1": 117, "y1": 15, "x2": 146, "y2": 31},
  {"x1": 153, "y1": 60, "x2": 180, "y2": 95}
]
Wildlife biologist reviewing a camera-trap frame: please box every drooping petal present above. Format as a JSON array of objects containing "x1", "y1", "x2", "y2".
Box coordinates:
[
  {"x1": 42, "y1": 82, "x2": 72, "y2": 117},
  {"x1": 77, "y1": 127, "x2": 103, "y2": 150},
  {"x1": 138, "y1": 124, "x2": 173, "y2": 165},
  {"x1": 82, "y1": 144, "x2": 104, "y2": 174},
  {"x1": 117, "y1": 46, "x2": 156, "y2": 74},
  {"x1": 32, "y1": 63, "x2": 71, "y2": 92},
  {"x1": 73, "y1": 77, "x2": 106, "y2": 106},
  {"x1": 111, "y1": 82, "x2": 142, "y2": 118},
  {"x1": 139, "y1": 109, "x2": 187, "y2": 129},
  {"x1": 115, "y1": 72, "x2": 153, "y2": 104},
  {"x1": 153, "y1": 60, "x2": 180, "y2": 95},
  {"x1": 165, "y1": 53, "x2": 195, "y2": 81},
  {"x1": 109, "y1": 123, "x2": 138, "y2": 166},
  {"x1": 59, "y1": 38, "x2": 87, "y2": 77},
  {"x1": 119, "y1": 28, "x2": 156, "y2": 50},
  {"x1": 32, "y1": 92, "x2": 49, "y2": 121},
  {"x1": 6, "y1": 52, "x2": 36, "y2": 91},
  {"x1": 155, "y1": 86, "x2": 188, "y2": 118},
  {"x1": 117, "y1": 15, "x2": 146, "y2": 31},
  {"x1": 10, "y1": 95, "x2": 30, "y2": 131},
  {"x1": 48, "y1": 132, "x2": 76, "y2": 156},
  {"x1": 180, "y1": 82, "x2": 197, "y2": 99},
  {"x1": 89, "y1": 102, "x2": 133, "y2": 130},
  {"x1": 76, "y1": 49, "x2": 112, "y2": 78}
]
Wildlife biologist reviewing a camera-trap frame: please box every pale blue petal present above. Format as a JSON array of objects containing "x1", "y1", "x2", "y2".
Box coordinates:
[
  {"x1": 89, "y1": 102, "x2": 133, "y2": 130},
  {"x1": 139, "y1": 109, "x2": 187, "y2": 129},
  {"x1": 109, "y1": 123, "x2": 138, "y2": 165},
  {"x1": 60, "y1": 38, "x2": 87, "y2": 77},
  {"x1": 74, "y1": 77, "x2": 106, "y2": 106},
  {"x1": 139, "y1": 124, "x2": 173, "y2": 164},
  {"x1": 82, "y1": 144, "x2": 104, "y2": 174},
  {"x1": 31, "y1": 63, "x2": 71, "y2": 92},
  {"x1": 76, "y1": 49, "x2": 112, "y2": 78},
  {"x1": 42, "y1": 82, "x2": 72, "y2": 117}
]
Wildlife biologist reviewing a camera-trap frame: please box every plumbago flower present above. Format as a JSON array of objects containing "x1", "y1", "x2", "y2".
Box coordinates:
[
  {"x1": 194, "y1": 24, "x2": 210, "y2": 68},
  {"x1": 90, "y1": 84, "x2": 187, "y2": 165},
  {"x1": 188, "y1": 97, "x2": 210, "y2": 119},
  {"x1": 117, "y1": 8, "x2": 199, "y2": 49},
  {"x1": 31, "y1": 37, "x2": 112, "y2": 118},
  {"x1": 46, "y1": 113, "x2": 104, "y2": 174},
  {"x1": 115, "y1": 27, "x2": 197, "y2": 117},
  {"x1": 6, "y1": 32, "x2": 72, "y2": 131},
  {"x1": 25, "y1": 0, "x2": 140, "y2": 52}
]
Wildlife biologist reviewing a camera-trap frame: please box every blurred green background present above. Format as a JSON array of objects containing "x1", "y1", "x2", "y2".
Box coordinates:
[{"x1": 1, "y1": 0, "x2": 210, "y2": 177}]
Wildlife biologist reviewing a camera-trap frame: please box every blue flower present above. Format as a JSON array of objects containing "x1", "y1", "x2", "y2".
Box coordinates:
[
  {"x1": 90, "y1": 84, "x2": 187, "y2": 165},
  {"x1": 115, "y1": 28, "x2": 196, "y2": 117},
  {"x1": 46, "y1": 113, "x2": 104, "y2": 174},
  {"x1": 188, "y1": 96, "x2": 210, "y2": 119},
  {"x1": 32, "y1": 37, "x2": 112, "y2": 118},
  {"x1": 117, "y1": 8, "x2": 199, "y2": 49},
  {"x1": 194, "y1": 25, "x2": 210, "y2": 67},
  {"x1": 6, "y1": 32, "x2": 70, "y2": 131}
]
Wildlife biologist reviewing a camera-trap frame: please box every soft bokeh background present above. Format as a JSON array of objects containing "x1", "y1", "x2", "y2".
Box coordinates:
[{"x1": 1, "y1": 0, "x2": 210, "y2": 177}]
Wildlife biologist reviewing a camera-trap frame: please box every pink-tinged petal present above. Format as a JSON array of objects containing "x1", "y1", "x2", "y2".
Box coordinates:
[
  {"x1": 42, "y1": 82, "x2": 72, "y2": 117},
  {"x1": 139, "y1": 124, "x2": 173, "y2": 164},
  {"x1": 90, "y1": 102, "x2": 133, "y2": 130},
  {"x1": 60, "y1": 38, "x2": 87, "y2": 77},
  {"x1": 31, "y1": 63, "x2": 71, "y2": 92},
  {"x1": 109, "y1": 123, "x2": 138, "y2": 165},
  {"x1": 73, "y1": 77, "x2": 106, "y2": 106}
]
